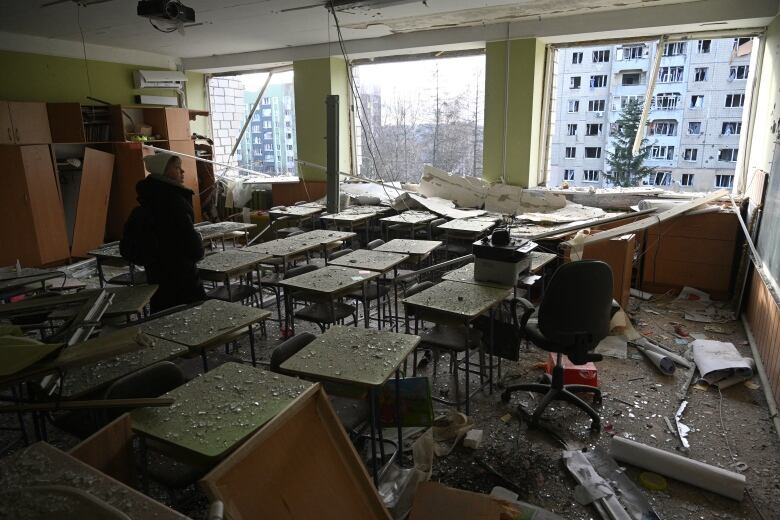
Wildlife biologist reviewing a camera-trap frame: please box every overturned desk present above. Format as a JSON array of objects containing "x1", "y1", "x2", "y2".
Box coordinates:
[
  {"x1": 280, "y1": 325, "x2": 420, "y2": 485},
  {"x1": 131, "y1": 362, "x2": 313, "y2": 465}
]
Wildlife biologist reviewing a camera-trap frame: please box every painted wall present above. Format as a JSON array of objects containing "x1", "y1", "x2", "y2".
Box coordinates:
[
  {"x1": 483, "y1": 38, "x2": 546, "y2": 187},
  {"x1": 293, "y1": 57, "x2": 352, "y2": 181},
  {"x1": 0, "y1": 50, "x2": 208, "y2": 134},
  {"x1": 744, "y1": 14, "x2": 780, "y2": 418}
]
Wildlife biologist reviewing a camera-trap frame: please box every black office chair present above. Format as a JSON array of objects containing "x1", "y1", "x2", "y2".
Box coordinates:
[
  {"x1": 501, "y1": 261, "x2": 613, "y2": 431},
  {"x1": 366, "y1": 239, "x2": 385, "y2": 250}
]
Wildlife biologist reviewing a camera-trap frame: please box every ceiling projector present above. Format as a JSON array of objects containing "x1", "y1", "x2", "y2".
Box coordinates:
[{"x1": 137, "y1": 0, "x2": 195, "y2": 24}]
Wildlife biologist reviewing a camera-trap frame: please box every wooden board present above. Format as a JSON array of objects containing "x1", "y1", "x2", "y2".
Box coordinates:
[
  {"x1": 745, "y1": 271, "x2": 780, "y2": 416},
  {"x1": 70, "y1": 414, "x2": 136, "y2": 486},
  {"x1": 0, "y1": 146, "x2": 38, "y2": 266},
  {"x1": 641, "y1": 212, "x2": 738, "y2": 299},
  {"x1": 8, "y1": 101, "x2": 51, "y2": 144},
  {"x1": 271, "y1": 180, "x2": 327, "y2": 206},
  {"x1": 22, "y1": 145, "x2": 70, "y2": 265},
  {"x1": 167, "y1": 139, "x2": 202, "y2": 222},
  {"x1": 71, "y1": 147, "x2": 115, "y2": 257},
  {"x1": 164, "y1": 108, "x2": 191, "y2": 141},
  {"x1": 0, "y1": 103, "x2": 13, "y2": 144},
  {"x1": 200, "y1": 384, "x2": 391, "y2": 520},
  {"x1": 47, "y1": 102, "x2": 85, "y2": 143}
]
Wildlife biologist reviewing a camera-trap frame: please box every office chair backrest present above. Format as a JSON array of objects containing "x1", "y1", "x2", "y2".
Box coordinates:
[
  {"x1": 270, "y1": 332, "x2": 317, "y2": 375},
  {"x1": 537, "y1": 260, "x2": 613, "y2": 348},
  {"x1": 102, "y1": 361, "x2": 185, "y2": 422},
  {"x1": 429, "y1": 218, "x2": 447, "y2": 232},
  {"x1": 367, "y1": 239, "x2": 384, "y2": 250},
  {"x1": 284, "y1": 264, "x2": 319, "y2": 279},
  {"x1": 328, "y1": 248, "x2": 354, "y2": 261}
]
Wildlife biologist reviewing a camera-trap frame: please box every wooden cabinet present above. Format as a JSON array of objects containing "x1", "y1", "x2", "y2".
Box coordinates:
[
  {"x1": 0, "y1": 145, "x2": 69, "y2": 266},
  {"x1": 0, "y1": 102, "x2": 52, "y2": 144},
  {"x1": 106, "y1": 143, "x2": 152, "y2": 240},
  {"x1": 564, "y1": 233, "x2": 636, "y2": 309},
  {"x1": 142, "y1": 107, "x2": 191, "y2": 141}
]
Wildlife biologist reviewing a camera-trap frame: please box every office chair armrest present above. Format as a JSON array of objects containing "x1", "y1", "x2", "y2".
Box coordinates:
[{"x1": 510, "y1": 297, "x2": 536, "y2": 329}]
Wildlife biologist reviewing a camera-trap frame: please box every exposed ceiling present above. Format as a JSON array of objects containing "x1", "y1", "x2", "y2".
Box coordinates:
[{"x1": 0, "y1": 0, "x2": 715, "y2": 59}]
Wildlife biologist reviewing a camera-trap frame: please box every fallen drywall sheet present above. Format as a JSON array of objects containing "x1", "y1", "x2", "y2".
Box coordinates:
[
  {"x1": 610, "y1": 436, "x2": 745, "y2": 501},
  {"x1": 483, "y1": 181, "x2": 567, "y2": 214},
  {"x1": 563, "y1": 190, "x2": 729, "y2": 249},
  {"x1": 539, "y1": 186, "x2": 669, "y2": 211},
  {"x1": 340, "y1": 181, "x2": 406, "y2": 204},
  {"x1": 519, "y1": 202, "x2": 606, "y2": 224},
  {"x1": 393, "y1": 192, "x2": 485, "y2": 219},
  {"x1": 418, "y1": 165, "x2": 489, "y2": 208}
]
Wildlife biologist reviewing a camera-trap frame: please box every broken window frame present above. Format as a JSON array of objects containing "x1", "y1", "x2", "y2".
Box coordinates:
[
  {"x1": 715, "y1": 174, "x2": 735, "y2": 188},
  {"x1": 585, "y1": 123, "x2": 603, "y2": 136},
  {"x1": 725, "y1": 93, "x2": 745, "y2": 107},
  {"x1": 683, "y1": 148, "x2": 698, "y2": 161},
  {"x1": 590, "y1": 74, "x2": 608, "y2": 88},
  {"x1": 694, "y1": 67, "x2": 708, "y2": 82},
  {"x1": 721, "y1": 122, "x2": 742, "y2": 135},
  {"x1": 729, "y1": 65, "x2": 750, "y2": 80},
  {"x1": 650, "y1": 145, "x2": 675, "y2": 160},
  {"x1": 583, "y1": 169, "x2": 601, "y2": 182},
  {"x1": 681, "y1": 173, "x2": 695, "y2": 186},
  {"x1": 690, "y1": 95, "x2": 704, "y2": 109},
  {"x1": 697, "y1": 39, "x2": 712, "y2": 53},
  {"x1": 570, "y1": 76, "x2": 581, "y2": 89},
  {"x1": 563, "y1": 169, "x2": 575, "y2": 181},
  {"x1": 718, "y1": 148, "x2": 739, "y2": 162},
  {"x1": 584, "y1": 146, "x2": 602, "y2": 159},
  {"x1": 572, "y1": 52, "x2": 583, "y2": 64},
  {"x1": 588, "y1": 99, "x2": 606, "y2": 112},
  {"x1": 567, "y1": 123, "x2": 578, "y2": 136},
  {"x1": 565, "y1": 146, "x2": 577, "y2": 159},
  {"x1": 592, "y1": 50, "x2": 610, "y2": 63}
]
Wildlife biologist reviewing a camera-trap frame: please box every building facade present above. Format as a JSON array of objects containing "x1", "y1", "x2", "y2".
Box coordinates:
[
  {"x1": 241, "y1": 83, "x2": 297, "y2": 175},
  {"x1": 550, "y1": 37, "x2": 753, "y2": 191}
]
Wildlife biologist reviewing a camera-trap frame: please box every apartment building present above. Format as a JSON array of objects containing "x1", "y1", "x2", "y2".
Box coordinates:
[
  {"x1": 550, "y1": 37, "x2": 753, "y2": 190},
  {"x1": 241, "y1": 83, "x2": 297, "y2": 175}
]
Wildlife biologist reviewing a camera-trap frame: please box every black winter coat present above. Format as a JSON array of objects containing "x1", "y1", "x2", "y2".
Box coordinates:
[{"x1": 134, "y1": 175, "x2": 205, "y2": 312}]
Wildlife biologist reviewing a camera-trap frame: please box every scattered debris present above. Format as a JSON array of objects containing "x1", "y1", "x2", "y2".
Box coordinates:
[
  {"x1": 675, "y1": 401, "x2": 692, "y2": 450},
  {"x1": 464, "y1": 429, "x2": 483, "y2": 449},
  {"x1": 691, "y1": 340, "x2": 754, "y2": 386},
  {"x1": 609, "y1": 436, "x2": 746, "y2": 501}
]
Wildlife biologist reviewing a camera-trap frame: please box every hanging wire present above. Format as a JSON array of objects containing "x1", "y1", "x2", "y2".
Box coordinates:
[{"x1": 75, "y1": 5, "x2": 94, "y2": 96}]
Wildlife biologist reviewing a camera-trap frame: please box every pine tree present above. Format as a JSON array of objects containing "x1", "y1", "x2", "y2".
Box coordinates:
[{"x1": 604, "y1": 98, "x2": 655, "y2": 187}]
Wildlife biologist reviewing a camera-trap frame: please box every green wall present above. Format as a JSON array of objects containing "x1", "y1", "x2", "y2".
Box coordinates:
[
  {"x1": 293, "y1": 57, "x2": 351, "y2": 181},
  {"x1": 0, "y1": 50, "x2": 208, "y2": 134},
  {"x1": 483, "y1": 38, "x2": 546, "y2": 187}
]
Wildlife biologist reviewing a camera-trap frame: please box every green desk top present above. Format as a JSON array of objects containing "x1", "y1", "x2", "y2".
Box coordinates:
[
  {"x1": 197, "y1": 222, "x2": 256, "y2": 240},
  {"x1": 0, "y1": 442, "x2": 187, "y2": 519},
  {"x1": 244, "y1": 238, "x2": 319, "y2": 257},
  {"x1": 327, "y1": 249, "x2": 409, "y2": 273},
  {"x1": 402, "y1": 280, "x2": 510, "y2": 319},
  {"x1": 379, "y1": 211, "x2": 436, "y2": 225},
  {"x1": 441, "y1": 263, "x2": 513, "y2": 289},
  {"x1": 269, "y1": 205, "x2": 323, "y2": 218},
  {"x1": 279, "y1": 265, "x2": 381, "y2": 295},
  {"x1": 374, "y1": 239, "x2": 442, "y2": 256},
  {"x1": 140, "y1": 300, "x2": 271, "y2": 349},
  {"x1": 290, "y1": 229, "x2": 357, "y2": 244},
  {"x1": 438, "y1": 219, "x2": 495, "y2": 234},
  {"x1": 103, "y1": 285, "x2": 159, "y2": 317},
  {"x1": 198, "y1": 250, "x2": 271, "y2": 276},
  {"x1": 88, "y1": 242, "x2": 123, "y2": 260},
  {"x1": 280, "y1": 326, "x2": 420, "y2": 387},
  {"x1": 131, "y1": 362, "x2": 312, "y2": 460},
  {"x1": 0, "y1": 271, "x2": 65, "y2": 292},
  {"x1": 61, "y1": 333, "x2": 187, "y2": 398}
]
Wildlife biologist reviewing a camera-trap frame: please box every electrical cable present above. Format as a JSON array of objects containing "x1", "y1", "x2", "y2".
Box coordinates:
[
  {"x1": 149, "y1": 18, "x2": 178, "y2": 33},
  {"x1": 328, "y1": 3, "x2": 410, "y2": 211},
  {"x1": 75, "y1": 5, "x2": 93, "y2": 96}
]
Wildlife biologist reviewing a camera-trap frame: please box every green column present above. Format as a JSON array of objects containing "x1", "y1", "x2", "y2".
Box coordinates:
[
  {"x1": 293, "y1": 57, "x2": 351, "y2": 181},
  {"x1": 483, "y1": 38, "x2": 546, "y2": 187}
]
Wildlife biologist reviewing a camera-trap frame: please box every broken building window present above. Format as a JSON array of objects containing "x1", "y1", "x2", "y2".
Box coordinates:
[
  {"x1": 645, "y1": 171, "x2": 672, "y2": 186},
  {"x1": 694, "y1": 67, "x2": 708, "y2": 82},
  {"x1": 681, "y1": 173, "x2": 695, "y2": 186},
  {"x1": 721, "y1": 122, "x2": 742, "y2": 135},
  {"x1": 586, "y1": 123, "x2": 603, "y2": 136},
  {"x1": 729, "y1": 65, "x2": 750, "y2": 80},
  {"x1": 568, "y1": 99, "x2": 580, "y2": 113},
  {"x1": 592, "y1": 50, "x2": 610, "y2": 63},
  {"x1": 588, "y1": 99, "x2": 606, "y2": 112},
  {"x1": 715, "y1": 174, "x2": 735, "y2": 188},
  {"x1": 583, "y1": 169, "x2": 600, "y2": 182},
  {"x1": 565, "y1": 146, "x2": 577, "y2": 159},
  {"x1": 572, "y1": 52, "x2": 583, "y2": 64},
  {"x1": 590, "y1": 75, "x2": 608, "y2": 88},
  {"x1": 570, "y1": 76, "x2": 581, "y2": 89},
  {"x1": 658, "y1": 66, "x2": 684, "y2": 83},
  {"x1": 649, "y1": 121, "x2": 677, "y2": 136},
  {"x1": 653, "y1": 93, "x2": 681, "y2": 110},
  {"x1": 719, "y1": 148, "x2": 739, "y2": 162},
  {"x1": 567, "y1": 124, "x2": 578, "y2": 136},
  {"x1": 725, "y1": 93, "x2": 745, "y2": 107},
  {"x1": 621, "y1": 72, "x2": 641, "y2": 86},
  {"x1": 683, "y1": 148, "x2": 698, "y2": 161},
  {"x1": 663, "y1": 42, "x2": 686, "y2": 56},
  {"x1": 697, "y1": 39, "x2": 711, "y2": 53},
  {"x1": 690, "y1": 95, "x2": 704, "y2": 109},
  {"x1": 688, "y1": 121, "x2": 702, "y2": 135},
  {"x1": 651, "y1": 145, "x2": 675, "y2": 160},
  {"x1": 619, "y1": 45, "x2": 646, "y2": 60},
  {"x1": 564, "y1": 169, "x2": 575, "y2": 181},
  {"x1": 584, "y1": 147, "x2": 602, "y2": 158}
]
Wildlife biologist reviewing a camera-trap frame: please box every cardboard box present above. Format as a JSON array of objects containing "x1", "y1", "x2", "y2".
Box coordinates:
[{"x1": 545, "y1": 352, "x2": 598, "y2": 387}]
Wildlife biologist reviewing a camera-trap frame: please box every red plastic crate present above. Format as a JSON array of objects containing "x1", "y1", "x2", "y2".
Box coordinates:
[{"x1": 545, "y1": 352, "x2": 598, "y2": 387}]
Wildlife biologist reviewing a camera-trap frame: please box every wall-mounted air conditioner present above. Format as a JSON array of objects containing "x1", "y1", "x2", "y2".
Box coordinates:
[{"x1": 133, "y1": 70, "x2": 188, "y2": 89}]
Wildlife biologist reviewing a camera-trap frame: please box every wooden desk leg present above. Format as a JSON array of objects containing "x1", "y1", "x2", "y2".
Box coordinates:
[{"x1": 395, "y1": 369, "x2": 403, "y2": 467}]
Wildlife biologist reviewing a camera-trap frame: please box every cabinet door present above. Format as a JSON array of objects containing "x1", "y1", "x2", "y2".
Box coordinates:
[
  {"x1": 164, "y1": 108, "x2": 191, "y2": 141},
  {"x1": 71, "y1": 147, "x2": 115, "y2": 257},
  {"x1": 0, "y1": 103, "x2": 13, "y2": 145},
  {"x1": 0, "y1": 146, "x2": 37, "y2": 266},
  {"x1": 168, "y1": 140, "x2": 202, "y2": 222},
  {"x1": 21, "y1": 145, "x2": 70, "y2": 264},
  {"x1": 9, "y1": 102, "x2": 52, "y2": 144}
]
